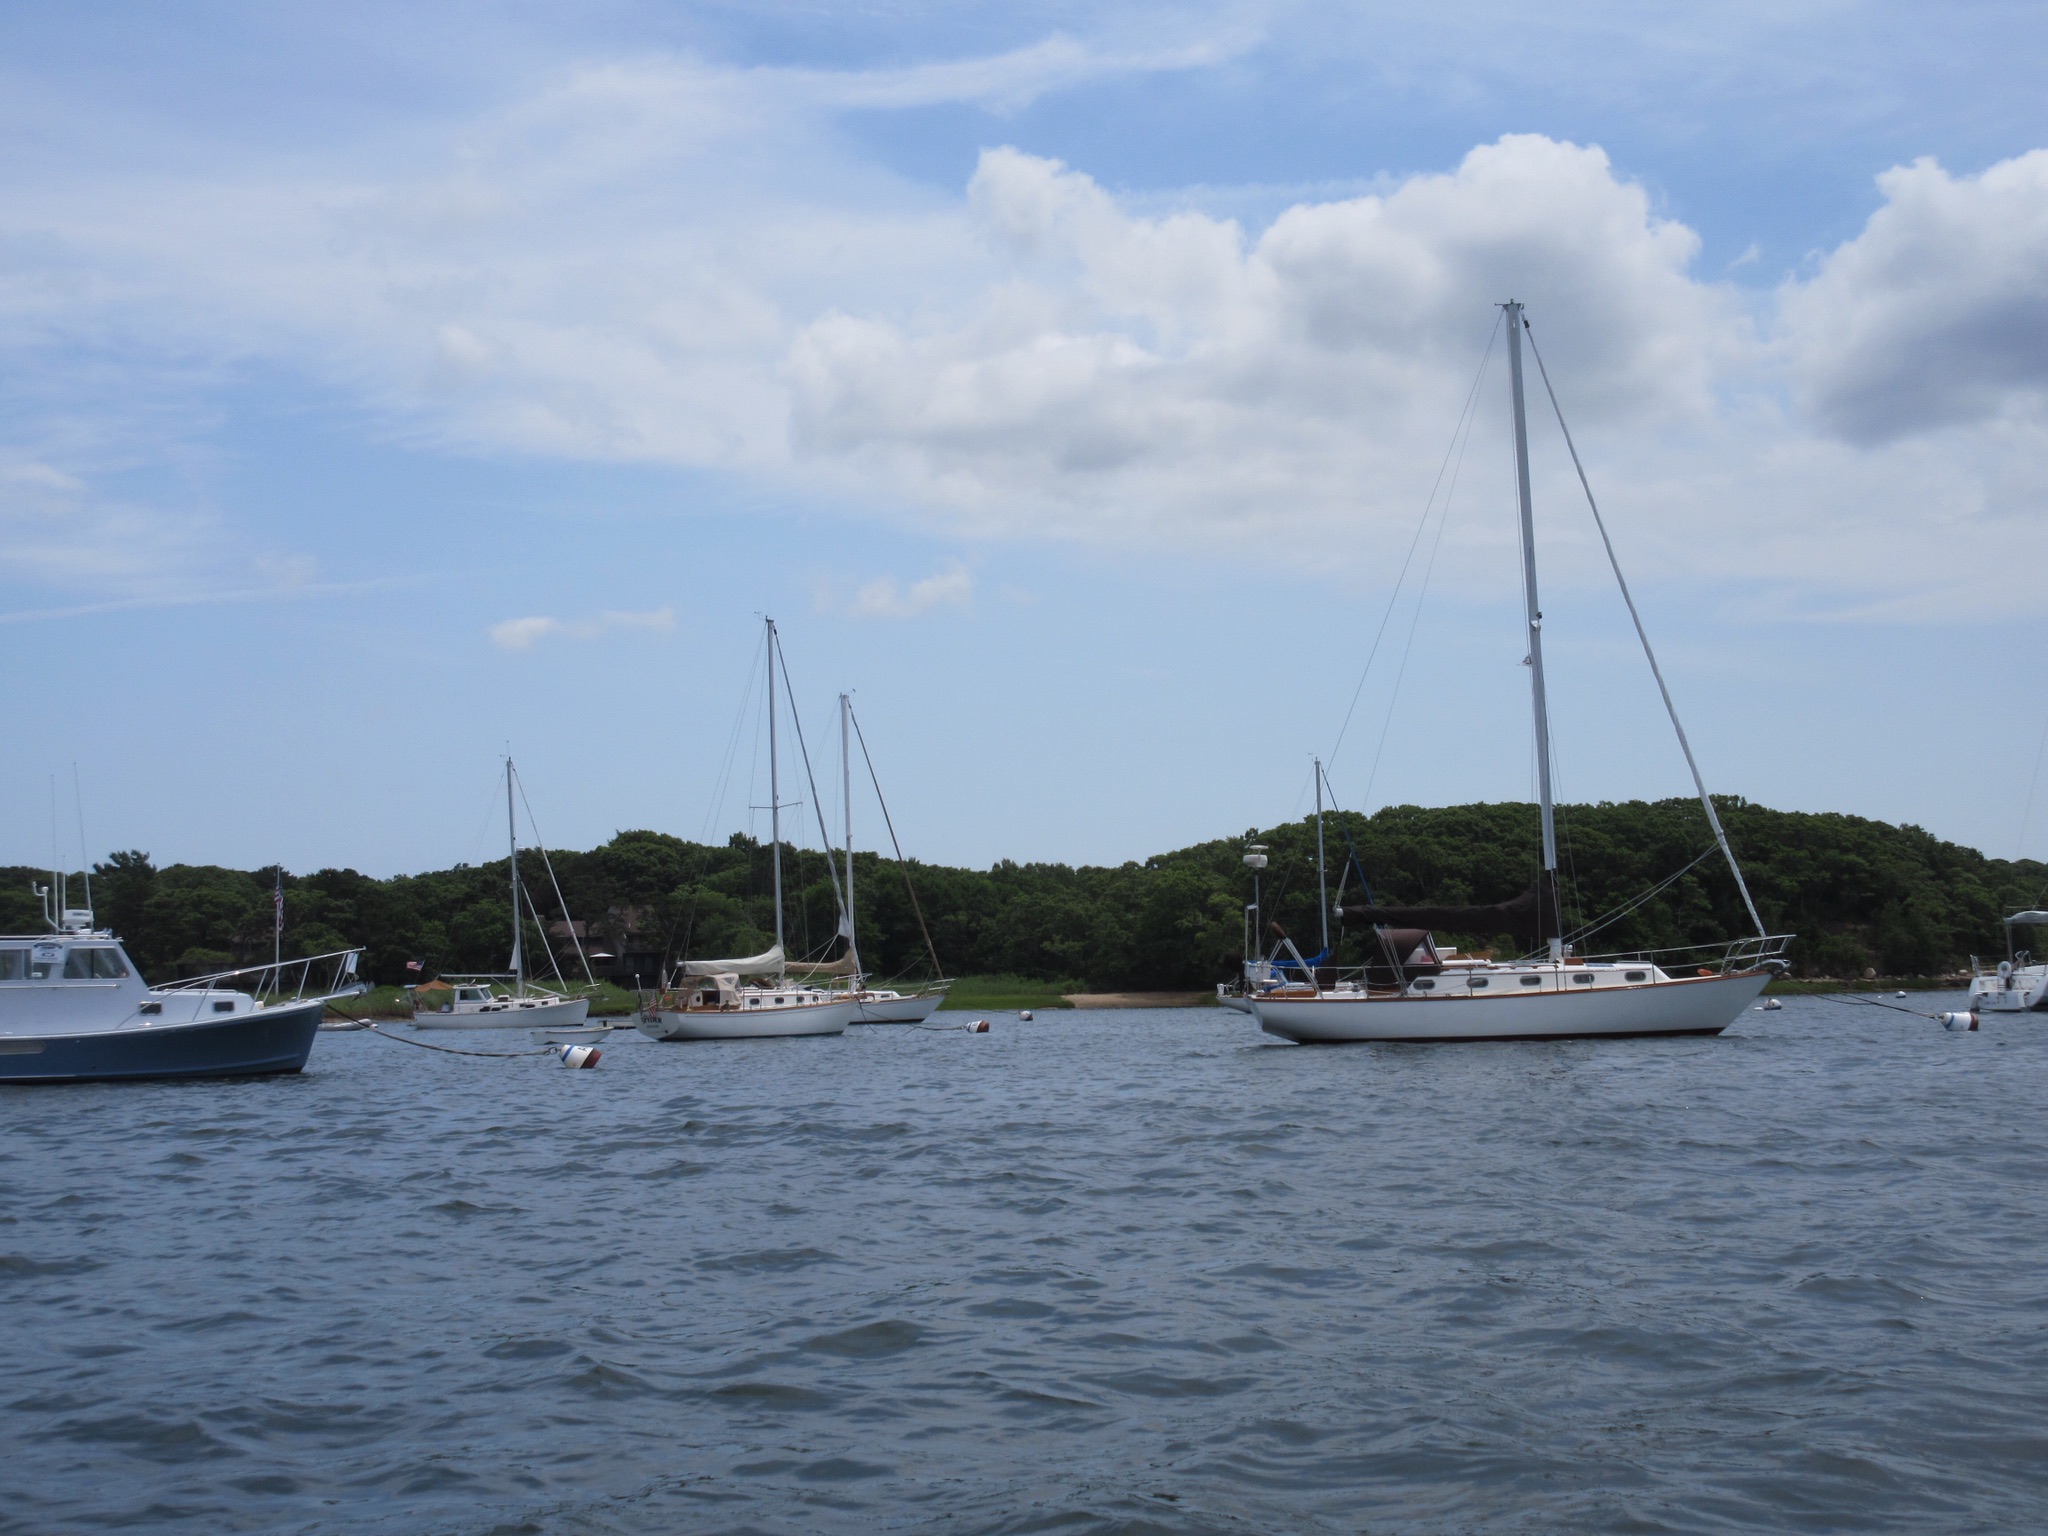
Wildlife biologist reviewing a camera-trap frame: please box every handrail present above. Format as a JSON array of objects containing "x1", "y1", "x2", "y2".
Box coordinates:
[
  {"x1": 1287, "y1": 934, "x2": 1793, "y2": 989},
  {"x1": 157, "y1": 947, "x2": 369, "y2": 1004}
]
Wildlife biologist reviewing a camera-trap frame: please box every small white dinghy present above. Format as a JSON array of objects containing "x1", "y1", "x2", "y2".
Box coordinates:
[{"x1": 530, "y1": 1021, "x2": 617, "y2": 1045}]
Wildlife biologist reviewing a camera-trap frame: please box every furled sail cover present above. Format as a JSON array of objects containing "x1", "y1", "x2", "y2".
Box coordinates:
[
  {"x1": 680, "y1": 944, "x2": 784, "y2": 978},
  {"x1": 2005, "y1": 912, "x2": 2048, "y2": 926},
  {"x1": 1340, "y1": 876, "x2": 1561, "y2": 942},
  {"x1": 785, "y1": 954, "x2": 861, "y2": 977}
]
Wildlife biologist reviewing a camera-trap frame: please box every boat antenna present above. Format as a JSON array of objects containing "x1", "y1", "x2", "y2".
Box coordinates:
[
  {"x1": 1520, "y1": 315, "x2": 1768, "y2": 940},
  {"x1": 50, "y1": 773, "x2": 63, "y2": 926},
  {"x1": 72, "y1": 762, "x2": 92, "y2": 922},
  {"x1": 1502, "y1": 301, "x2": 1564, "y2": 962}
]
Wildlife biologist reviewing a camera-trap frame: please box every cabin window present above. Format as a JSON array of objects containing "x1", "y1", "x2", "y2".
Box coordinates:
[
  {"x1": 27, "y1": 957, "x2": 55, "y2": 979},
  {"x1": 140, "y1": 1001, "x2": 161, "y2": 1015},
  {"x1": 212, "y1": 999, "x2": 236, "y2": 1013},
  {"x1": 1468, "y1": 976, "x2": 1489, "y2": 989},
  {"x1": 1572, "y1": 973, "x2": 1594, "y2": 985},
  {"x1": 1625, "y1": 970, "x2": 1648, "y2": 982},
  {"x1": 1411, "y1": 978, "x2": 1436, "y2": 991},
  {"x1": 63, "y1": 948, "x2": 129, "y2": 979},
  {"x1": 0, "y1": 949, "x2": 24, "y2": 980},
  {"x1": 1520, "y1": 975, "x2": 1542, "y2": 987}
]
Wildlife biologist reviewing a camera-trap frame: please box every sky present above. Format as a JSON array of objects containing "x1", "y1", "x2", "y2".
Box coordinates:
[{"x1": 5, "y1": 1, "x2": 2048, "y2": 878}]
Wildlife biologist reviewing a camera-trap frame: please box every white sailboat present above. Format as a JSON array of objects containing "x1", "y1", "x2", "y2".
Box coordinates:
[
  {"x1": 837, "y1": 693, "x2": 950, "y2": 1024},
  {"x1": 414, "y1": 757, "x2": 597, "y2": 1032},
  {"x1": 1253, "y1": 301, "x2": 1791, "y2": 1045},
  {"x1": 639, "y1": 619, "x2": 856, "y2": 1042}
]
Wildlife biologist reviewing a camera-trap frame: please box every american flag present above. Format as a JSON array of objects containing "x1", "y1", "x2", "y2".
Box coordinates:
[{"x1": 405, "y1": 959, "x2": 423, "y2": 974}]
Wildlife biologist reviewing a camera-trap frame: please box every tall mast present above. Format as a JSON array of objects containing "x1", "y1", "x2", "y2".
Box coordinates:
[
  {"x1": 841, "y1": 692, "x2": 859, "y2": 978},
  {"x1": 1314, "y1": 757, "x2": 1329, "y2": 957},
  {"x1": 767, "y1": 617, "x2": 784, "y2": 962},
  {"x1": 507, "y1": 755, "x2": 524, "y2": 993},
  {"x1": 1505, "y1": 301, "x2": 1562, "y2": 962}
]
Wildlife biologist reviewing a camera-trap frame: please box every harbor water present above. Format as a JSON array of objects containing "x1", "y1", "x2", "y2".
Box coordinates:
[{"x1": 7, "y1": 996, "x2": 2048, "y2": 1533}]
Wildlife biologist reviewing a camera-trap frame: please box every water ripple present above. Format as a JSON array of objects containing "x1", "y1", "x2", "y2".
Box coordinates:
[{"x1": 6, "y1": 998, "x2": 2048, "y2": 1531}]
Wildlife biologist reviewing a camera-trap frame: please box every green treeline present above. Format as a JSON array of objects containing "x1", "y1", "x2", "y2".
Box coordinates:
[{"x1": 2, "y1": 797, "x2": 2041, "y2": 987}]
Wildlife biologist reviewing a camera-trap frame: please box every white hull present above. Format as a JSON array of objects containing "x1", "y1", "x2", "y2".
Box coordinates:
[
  {"x1": 1969, "y1": 966, "x2": 2048, "y2": 1013},
  {"x1": 853, "y1": 989, "x2": 947, "y2": 1024},
  {"x1": 414, "y1": 995, "x2": 591, "y2": 1030},
  {"x1": 1254, "y1": 971, "x2": 1770, "y2": 1043},
  {"x1": 637, "y1": 998, "x2": 854, "y2": 1041},
  {"x1": 1215, "y1": 991, "x2": 1255, "y2": 1015}
]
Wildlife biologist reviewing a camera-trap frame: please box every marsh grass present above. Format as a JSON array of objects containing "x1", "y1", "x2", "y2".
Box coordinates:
[{"x1": 937, "y1": 974, "x2": 1083, "y2": 1011}]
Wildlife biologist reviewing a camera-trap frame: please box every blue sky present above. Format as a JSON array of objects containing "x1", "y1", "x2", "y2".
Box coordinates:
[{"x1": 6, "y1": 2, "x2": 2048, "y2": 878}]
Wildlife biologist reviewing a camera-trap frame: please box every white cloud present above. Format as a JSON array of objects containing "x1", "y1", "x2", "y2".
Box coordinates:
[
  {"x1": 1783, "y1": 151, "x2": 2048, "y2": 444},
  {"x1": 837, "y1": 562, "x2": 974, "y2": 620},
  {"x1": 489, "y1": 607, "x2": 674, "y2": 650},
  {"x1": 7, "y1": 24, "x2": 2048, "y2": 619},
  {"x1": 0, "y1": 451, "x2": 330, "y2": 618},
  {"x1": 789, "y1": 136, "x2": 1729, "y2": 550}
]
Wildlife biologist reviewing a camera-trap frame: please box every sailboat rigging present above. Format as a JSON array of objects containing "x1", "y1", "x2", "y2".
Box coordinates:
[
  {"x1": 638, "y1": 618, "x2": 858, "y2": 1041},
  {"x1": 1250, "y1": 302, "x2": 1791, "y2": 1044},
  {"x1": 840, "y1": 693, "x2": 951, "y2": 1023},
  {"x1": 414, "y1": 757, "x2": 597, "y2": 1032}
]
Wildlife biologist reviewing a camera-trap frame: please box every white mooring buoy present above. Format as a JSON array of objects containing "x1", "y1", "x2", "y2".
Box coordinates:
[
  {"x1": 551, "y1": 1043, "x2": 603, "y2": 1068},
  {"x1": 1018, "y1": 1009, "x2": 1034, "y2": 1021},
  {"x1": 965, "y1": 1018, "x2": 991, "y2": 1033},
  {"x1": 1939, "y1": 1012, "x2": 1978, "y2": 1033}
]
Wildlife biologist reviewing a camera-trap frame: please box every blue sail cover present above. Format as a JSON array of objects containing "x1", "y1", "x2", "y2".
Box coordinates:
[{"x1": 1272, "y1": 947, "x2": 1330, "y2": 974}]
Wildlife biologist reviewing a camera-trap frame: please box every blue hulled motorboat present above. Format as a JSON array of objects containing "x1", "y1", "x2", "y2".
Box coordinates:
[{"x1": 0, "y1": 896, "x2": 365, "y2": 1085}]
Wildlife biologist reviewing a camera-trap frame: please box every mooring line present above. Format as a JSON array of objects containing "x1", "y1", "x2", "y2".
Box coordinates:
[
  {"x1": 345, "y1": 1015, "x2": 566, "y2": 1058},
  {"x1": 1808, "y1": 992, "x2": 1953, "y2": 1023}
]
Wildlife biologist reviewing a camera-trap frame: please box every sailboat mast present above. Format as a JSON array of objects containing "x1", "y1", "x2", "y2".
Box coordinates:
[
  {"x1": 1505, "y1": 302, "x2": 1562, "y2": 962},
  {"x1": 767, "y1": 618, "x2": 785, "y2": 960},
  {"x1": 1314, "y1": 757, "x2": 1329, "y2": 957},
  {"x1": 841, "y1": 692, "x2": 859, "y2": 978},
  {"x1": 507, "y1": 755, "x2": 524, "y2": 994}
]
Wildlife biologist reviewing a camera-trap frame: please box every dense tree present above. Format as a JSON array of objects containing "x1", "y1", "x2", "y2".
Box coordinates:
[{"x1": 2, "y1": 797, "x2": 2041, "y2": 986}]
